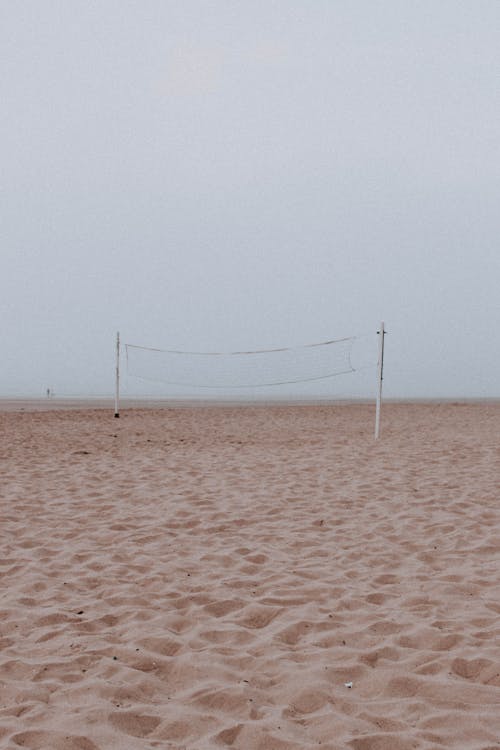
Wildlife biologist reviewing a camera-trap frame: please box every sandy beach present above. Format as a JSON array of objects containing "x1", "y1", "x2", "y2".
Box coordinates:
[{"x1": 1, "y1": 402, "x2": 500, "y2": 749}]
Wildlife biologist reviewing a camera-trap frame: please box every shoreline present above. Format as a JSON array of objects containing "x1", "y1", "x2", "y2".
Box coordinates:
[{"x1": 0, "y1": 395, "x2": 499, "y2": 413}]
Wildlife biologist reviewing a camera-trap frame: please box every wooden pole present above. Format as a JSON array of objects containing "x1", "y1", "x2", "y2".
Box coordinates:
[
  {"x1": 114, "y1": 331, "x2": 120, "y2": 418},
  {"x1": 375, "y1": 321, "x2": 385, "y2": 439}
]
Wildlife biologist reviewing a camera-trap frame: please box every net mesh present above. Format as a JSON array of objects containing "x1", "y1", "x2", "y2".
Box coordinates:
[{"x1": 125, "y1": 336, "x2": 356, "y2": 389}]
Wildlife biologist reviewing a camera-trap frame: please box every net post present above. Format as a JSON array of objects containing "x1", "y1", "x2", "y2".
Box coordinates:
[
  {"x1": 114, "y1": 331, "x2": 120, "y2": 418},
  {"x1": 374, "y1": 321, "x2": 385, "y2": 439}
]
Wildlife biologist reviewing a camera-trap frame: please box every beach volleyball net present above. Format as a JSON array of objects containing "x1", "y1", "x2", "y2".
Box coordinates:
[
  {"x1": 115, "y1": 326, "x2": 386, "y2": 436},
  {"x1": 124, "y1": 336, "x2": 357, "y2": 389}
]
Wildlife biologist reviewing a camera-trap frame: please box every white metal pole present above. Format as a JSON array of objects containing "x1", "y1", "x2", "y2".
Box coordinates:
[
  {"x1": 374, "y1": 321, "x2": 385, "y2": 439},
  {"x1": 114, "y1": 331, "x2": 120, "y2": 418}
]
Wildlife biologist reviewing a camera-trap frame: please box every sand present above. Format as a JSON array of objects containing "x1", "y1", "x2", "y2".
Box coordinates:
[{"x1": 1, "y1": 401, "x2": 500, "y2": 749}]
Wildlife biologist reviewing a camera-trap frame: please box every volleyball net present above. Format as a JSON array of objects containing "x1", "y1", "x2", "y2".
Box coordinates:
[
  {"x1": 115, "y1": 326, "x2": 385, "y2": 436},
  {"x1": 124, "y1": 335, "x2": 357, "y2": 390}
]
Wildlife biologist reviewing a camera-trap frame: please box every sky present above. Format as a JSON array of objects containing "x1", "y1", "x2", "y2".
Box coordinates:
[{"x1": 2, "y1": 1, "x2": 499, "y2": 399}]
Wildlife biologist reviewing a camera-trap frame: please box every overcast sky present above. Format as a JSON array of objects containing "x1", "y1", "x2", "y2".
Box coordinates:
[{"x1": 2, "y1": 1, "x2": 499, "y2": 399}]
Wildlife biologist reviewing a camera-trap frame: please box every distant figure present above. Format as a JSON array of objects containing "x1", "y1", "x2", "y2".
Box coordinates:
[{"x1": 46, "y1": 388, "x2": 51, "y2": 399}]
